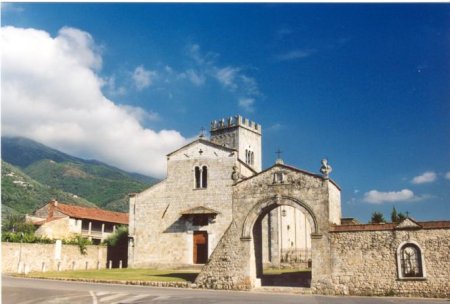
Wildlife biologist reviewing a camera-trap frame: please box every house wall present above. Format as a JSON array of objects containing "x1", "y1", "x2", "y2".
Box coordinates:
[
  {"x1": 2, "y1": 242, "x2": 107, "y2": 273},
  {"x1": 34, "y1": 217, "x2": 75, "y2": 239},
  {"x1": 319, "y1": 228, "x2": 450, "y2": 297}
]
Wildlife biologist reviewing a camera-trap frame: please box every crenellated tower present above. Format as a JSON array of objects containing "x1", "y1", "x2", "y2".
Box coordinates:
[{"x1": 210, "y1": 115, "x2": 262, "y2": 172}]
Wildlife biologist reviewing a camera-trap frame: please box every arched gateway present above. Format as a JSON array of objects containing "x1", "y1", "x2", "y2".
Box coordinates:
[{"x1": 195, "y1": 162, "x2": 341, "y2": 290}]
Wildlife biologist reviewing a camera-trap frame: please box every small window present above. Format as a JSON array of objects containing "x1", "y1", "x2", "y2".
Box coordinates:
[
  {"x1": 195, "y1": 167, "x2": 201, "y2": 188},
  {"x1": 397, "y1": 242, "x2": 425, "y2": 279},
  {"x1": 202, "y1": 166, "x2": 208, "y2": 188},
  {"x1": 194, "y1": 166, "x2": 207, "y2": 189}
]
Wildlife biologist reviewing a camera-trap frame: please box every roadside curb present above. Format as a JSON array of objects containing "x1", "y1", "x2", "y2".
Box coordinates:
[{"x1": 11, "y1": 275, "x2": 192, "y2": 288}]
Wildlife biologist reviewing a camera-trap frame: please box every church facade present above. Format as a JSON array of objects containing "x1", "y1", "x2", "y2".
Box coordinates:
[{"x1": 129, "y1": 115, "x2": 450, "y2": 297}]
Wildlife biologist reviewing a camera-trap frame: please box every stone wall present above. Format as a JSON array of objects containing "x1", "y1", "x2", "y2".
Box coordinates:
[
  {"x1": 2, "y1": 242, "x2": 107, "y2": 273},
  {"x1": 195, "y1": 164, "x2": 340, "y2": 289},
  {"x1": 321, "y1": 228, "x2": 450, "y2": 297},
  {"x1": 129, "y1": 140, "x2": 237, "y2": 267}
]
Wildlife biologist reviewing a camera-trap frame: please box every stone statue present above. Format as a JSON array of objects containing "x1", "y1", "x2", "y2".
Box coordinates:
[{"x1": 320, "y1": 159, "x2": 332, "y2": 179}]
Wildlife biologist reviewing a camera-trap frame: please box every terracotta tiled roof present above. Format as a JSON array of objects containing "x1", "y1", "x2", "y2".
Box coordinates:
[
  {"x1": 54, "y1": 203, "x2": 128, "y2": 224},
  {"x1": 330, "y1": 220, "x2": 450, "y2": 232}
]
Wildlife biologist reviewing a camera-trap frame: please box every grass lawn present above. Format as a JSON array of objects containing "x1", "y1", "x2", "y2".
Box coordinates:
[{"x1": 22, "y1": 268, "x2": 199, "y2": 283}]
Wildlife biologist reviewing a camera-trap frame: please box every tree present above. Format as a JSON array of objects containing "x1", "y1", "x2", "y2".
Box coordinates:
[
  {"x1": 370, "y1": 212, "x2": 386, "y2": 224},
  {"x1": 1, "y1": 214, "x2": 35, "y2": 234},
  {"x1": 391, "y1": 207, "x2": 399, "y2": 223},
  {"x1": 398, "y1": 212, "x2": 407, "y2": 222}
]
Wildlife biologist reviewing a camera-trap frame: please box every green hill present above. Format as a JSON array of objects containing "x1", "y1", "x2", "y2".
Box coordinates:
[
  {"x1": 1, "y1": 137, "x2": 158, "y2": 213},
  {"x1": 1, "y1": 161, "x2": 96, "y2": 218}
]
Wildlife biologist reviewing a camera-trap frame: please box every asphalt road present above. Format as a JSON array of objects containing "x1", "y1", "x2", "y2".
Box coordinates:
[{"x1": 2, "y1": 275, "x2": 449, "y2": 304}]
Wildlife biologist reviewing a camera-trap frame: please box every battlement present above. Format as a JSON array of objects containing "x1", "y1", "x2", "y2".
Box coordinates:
[{"x1": 210, "y1": 115, "x2": 261, "y2": 134}]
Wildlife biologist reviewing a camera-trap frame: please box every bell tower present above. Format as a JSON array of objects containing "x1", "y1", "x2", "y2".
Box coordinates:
[{"x1": 210, "y1": 115, "x2": 262, "y2": 172}]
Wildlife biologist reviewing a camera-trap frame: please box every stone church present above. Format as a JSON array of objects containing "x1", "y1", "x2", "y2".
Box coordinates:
[{"x1": 129, "y1": 115, "x2": 450, "y2": 297}]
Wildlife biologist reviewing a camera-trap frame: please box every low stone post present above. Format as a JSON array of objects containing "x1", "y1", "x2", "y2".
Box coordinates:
[
  {"x1": 42, "y1": 262, "x2": 46, "y2": 272},
  {"x1": 17, "y1": 262, "x2": 23, "y2": 274},
  {"x1": 57, "y1": 261, "x2": 61, "y2": 271},
  {"x1": 72, "y1": 261, "x2": 76, "y2": 270},
  {"x1": 108, "y1": 260, "x2": 112, "y2": 269},
  {"x1": 85, "y1": 261, "x2": 89, "y2": 270},
  {"x1": 119, "y1": 260, "x2": 122, "y2": 269}
]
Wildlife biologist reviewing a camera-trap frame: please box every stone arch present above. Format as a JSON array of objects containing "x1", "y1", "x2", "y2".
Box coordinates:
[{"x1": 241, "y1": 194, "x2": 320, "y2": 240}]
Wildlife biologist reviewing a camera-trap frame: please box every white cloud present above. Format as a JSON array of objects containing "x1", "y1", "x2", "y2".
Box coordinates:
[
  {"x1": 363, "y1": 189, "x2": 430, "y2": 204},
  {"x1": 185, "y1": 69, "x2": 205, "y2": 86},
  {"x1": 132, "y1": 65, "x2": 156, "y2": 90},
  {"x1": 215, "y1": 66, "x2": 240, "y2": 90},
  {"x1": 445, "y1": 172, "x2": 450, "y2": 180},
  {"x1": 1, "y1": 3, "x2": 24, "y2": 13},
  {"x1": 276, "y1": 49, "x2": 315, "y2": 61},
  {"x1": 185, "y1": 43, "x2": 261, "y2": 110},
  {"x1": 1, "y1": 26, "x2": 187, "y2": 177},
  {"x1": 118, "y1": 105, "x2": 159, "y2": 123},
  {"x1": 411, "y1": 171, "x2": 437, "y2": 184},
  {"x1": 238, "y1": 98, "x2": 255, "y2": 113}
]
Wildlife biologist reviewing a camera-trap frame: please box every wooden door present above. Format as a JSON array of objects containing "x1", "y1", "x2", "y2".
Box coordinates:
[{"x1": 193, "y1": 231, "x2": 208, "y2": 264}]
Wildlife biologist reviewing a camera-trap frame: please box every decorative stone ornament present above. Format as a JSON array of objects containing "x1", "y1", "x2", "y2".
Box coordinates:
[
  {"x1": 320, "y1": 158, "x2": 332, "y2": 179},
  {"x1": 231, "y1": 165, "x2": 240, "y2": 181}
]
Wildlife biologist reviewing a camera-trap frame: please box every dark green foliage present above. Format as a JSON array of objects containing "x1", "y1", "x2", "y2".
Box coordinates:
[
  {"x1": 104, "y1": 226, "x2": 128, "y2": 247},
  {"x1": 2, "y1": 214, "x2": 35, "y2": 234},
  {"x1": 63, "y1": 235, "x2": 93, "y2": 255},
  {"x1": 391, "y1": 207, "x2": 408, "y2": 223},
  {"x1": 1, "y1": 161, "x2": 96, "y2": 215},
  {"x1": 398, "y1": 212, "x2": 407, "y2": 222},
  {"x1": 370, "y1": 212, "x2": 386, "y2": 224},
  {"x1": 1, "y1": 231, "x2": 53, "y2": 243},
  {"x1": 1, "y1": 137, "x2": 157, "y2": 213},
  {"x1": 1, "y1": 214, "x2": 52, "y2": 243},
  {"x1": 391, "y1": 207, "x2": 398, "y2": 223}
]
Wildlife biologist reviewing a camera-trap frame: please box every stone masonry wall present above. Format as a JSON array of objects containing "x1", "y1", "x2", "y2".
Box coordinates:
[
  {"x1": 195, "y1": 164, "x2": 340, "y2": 289},
  {"x1": 129, "y1": 141, "x2": 236, "y2": 267},
  {"x1": 2, "y1": 242, "x2": 107, "y2": 273},
  {"x1": 323, "y1": 228, "x2": 450, "y2": 297}
]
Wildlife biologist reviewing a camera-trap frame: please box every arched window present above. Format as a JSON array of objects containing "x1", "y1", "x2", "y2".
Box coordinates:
[
  {"x1": 202, "y1": 166, "x2": 208, "y2": 188},
  {"x1": 195, "y1": 166, "x2": 201, "y2": 188},
  {"x1": 194, "y1": 166, "x2": 208, "y2": 189},
  {"x1": 397, "y1": 242, "x2": 425, "y2": 279}
]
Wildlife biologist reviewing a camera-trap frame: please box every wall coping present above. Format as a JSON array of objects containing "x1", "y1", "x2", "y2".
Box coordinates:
[{"x1": 330, "y1": 220, "x2": 450, "y2": 232}]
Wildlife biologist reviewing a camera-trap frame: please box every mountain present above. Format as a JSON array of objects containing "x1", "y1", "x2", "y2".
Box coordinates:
[
  {"x1": 1, "y1": 137, "x2": 158, "y2": 213},
  {"x1": 1, "y1": 161, "x2": 96, "y2": 218}
]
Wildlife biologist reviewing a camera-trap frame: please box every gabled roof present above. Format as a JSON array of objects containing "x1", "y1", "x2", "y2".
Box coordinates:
[
  {"x1": 395, "y1": 217, "x2": 422, "y2": 229},
  {"x1": 46, "y1": 202, "x2": 128, "y2": 225},
  {"x1": 235, "y1": 162, "x2": 340, "y2": 190},
  {"x1": 167, "y1": 138, "x2": 236, "y2": 157},
  {"x1": 180, "y1": 206, "x2": 220, "y2": 216}
]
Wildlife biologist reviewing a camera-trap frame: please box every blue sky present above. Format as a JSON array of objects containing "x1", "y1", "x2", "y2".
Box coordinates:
[{"x1": 2, "y1": 3, "x2": 449, "y2": 222}]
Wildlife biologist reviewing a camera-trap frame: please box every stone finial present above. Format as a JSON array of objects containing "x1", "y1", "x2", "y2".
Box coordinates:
[{"x1": 320, "y1": 158, "x2": 332, "y2": 179}]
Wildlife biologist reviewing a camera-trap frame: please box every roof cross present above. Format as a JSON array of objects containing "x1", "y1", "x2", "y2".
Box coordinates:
[
  {"x1": 199, "y1": 127, "x2": 205, "y2": 138},
  {"x1": 276, "y1": 149, "x2": 283, "y2": 159}
]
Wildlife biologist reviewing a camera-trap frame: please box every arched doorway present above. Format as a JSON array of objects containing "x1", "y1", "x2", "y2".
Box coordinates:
[{"x1": 242, "y1": 195, "x2": 319, "y2": 288}]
